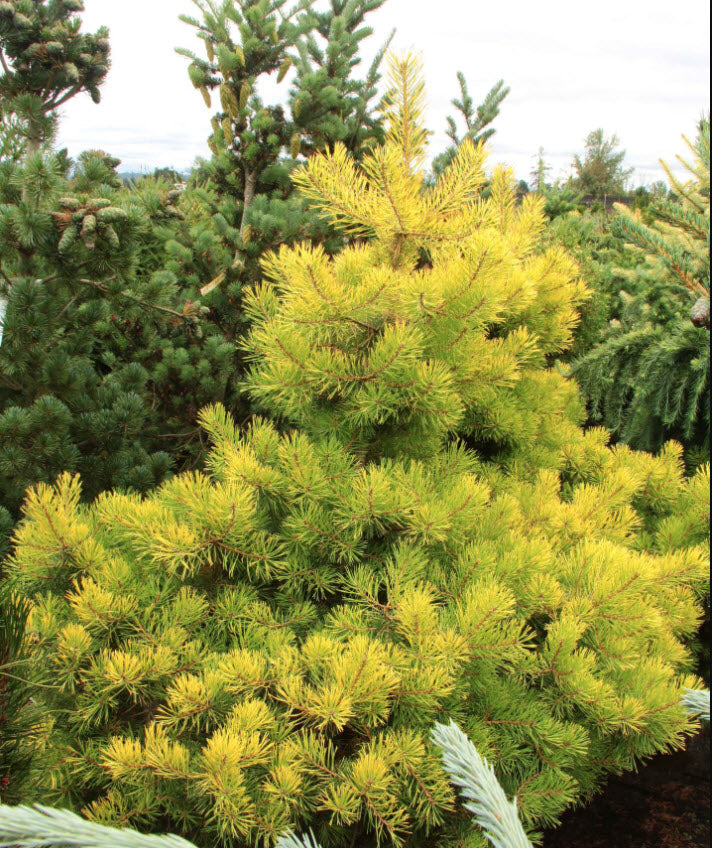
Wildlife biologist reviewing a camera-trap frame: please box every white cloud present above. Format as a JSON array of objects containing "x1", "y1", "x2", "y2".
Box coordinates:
[{"x1": 56, "y1": 0, "x2": 710, "y2": 184}]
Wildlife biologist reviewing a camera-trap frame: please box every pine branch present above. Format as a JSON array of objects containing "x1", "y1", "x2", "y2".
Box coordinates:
[
  {"x1": 381, "y1": 52, "x2": 429, "y2": 172},
  {"x1": 0, "y1": 805, "x2": 198, "y2": 848},
  {"x1": 431, "y1": 721, "x2": 532, "y2": 848},
  {"x1": 76, "y1": 278, "x2": 189, "y2": 322},
  {"x1": 47, "y1": 85, "x2": 82, "y2": 111}
]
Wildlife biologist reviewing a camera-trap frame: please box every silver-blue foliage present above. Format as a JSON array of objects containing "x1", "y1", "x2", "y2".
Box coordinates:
[
  {"x1": 0, "y1": 804, "x2": 198, "y2": 848},
  {"x1": 682, "y1": 688, "x2": 710, "y2": 722},
  {"x1": 431, "y1": 720, "x2": 532, "y2": 848}
]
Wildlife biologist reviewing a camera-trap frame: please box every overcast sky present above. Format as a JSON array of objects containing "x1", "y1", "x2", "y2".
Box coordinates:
[{"x1": 56, "y1": 0, "x2": 710, "y2": 185}]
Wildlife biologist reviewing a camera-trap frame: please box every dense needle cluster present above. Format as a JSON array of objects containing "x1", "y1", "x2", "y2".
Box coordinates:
[{"x1": 4, "y1": 56, "x2": 709, "y2": 848}]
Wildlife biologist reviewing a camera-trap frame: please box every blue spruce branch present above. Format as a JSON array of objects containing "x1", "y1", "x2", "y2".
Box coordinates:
[
  {"x1": 0, "y1": 805, "x2": 198, "y2": 848},
  {"x1": 0, "y1": 804, "x2": 324, "y2": 848},
  {"x1": 275, "y1": 832, "x2": 324, "y2": 848},
  {"x1": 682, "y1": 688, "x2": 710, "y2": 722},
  {"x1": 431, "y1": 720, "x2": 533, "y2": 848}
]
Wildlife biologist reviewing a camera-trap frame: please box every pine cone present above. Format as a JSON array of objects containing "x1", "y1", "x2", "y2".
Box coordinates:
[{"x1": 690, "y1": 297, "x2": 710, "y2": 330}]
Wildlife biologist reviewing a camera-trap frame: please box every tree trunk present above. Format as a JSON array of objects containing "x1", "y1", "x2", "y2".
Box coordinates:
[
  {"x1": 25, "y1": 135, "x2": 41, "y2": 157},
  {"x1": 240, "y1": 169, "x2": 257, "y2": 240}
]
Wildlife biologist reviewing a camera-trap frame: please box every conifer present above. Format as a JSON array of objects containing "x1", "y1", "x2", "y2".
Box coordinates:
[
  {"x1": 539, "y1": 209, "x2": 635, "y2": 360},
  {"x1": 570, "y1": 118, "x2": 710, "y2": 455},
  {"x1": 6, "y1": 55, "x2": 710, "y2": 848},
  {"x1": 0, "y1": 585, "x2": 44, "y2": 803},
  {"x1": 430, "y1": 71, "x2": 509, "y2": 179},
  {"x1": 174, "y1": 0, "x2": 389, "y2": 326},
  {"x1": 0, "y1": 7, "x2": 228, "y2": 544},
  {"x1": 0, "y1": 0, "x2": 406, "y2": 552},
  {"x1": 0, "y1": 0, "x2": 110, "y2": 157},
  {"x1": 529, "y1": 147, "x2": 551, "y2": 193},
  {"x1": 571, "y1": 129, "x2": 634, "y2": 201}
]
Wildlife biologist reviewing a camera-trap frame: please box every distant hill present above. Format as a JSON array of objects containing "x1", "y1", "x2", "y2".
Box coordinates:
[{"x1": 119, "y1": 168, "x2": 191, "y2": 185}]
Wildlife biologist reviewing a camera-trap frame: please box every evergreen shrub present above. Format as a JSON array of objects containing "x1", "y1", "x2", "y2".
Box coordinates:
[
  {"x1": 570, "y1": 118, "x2": 710, "y2": 457},
  {"x1": 5, "y1": 57, "x2": 710, "y2": 848}
]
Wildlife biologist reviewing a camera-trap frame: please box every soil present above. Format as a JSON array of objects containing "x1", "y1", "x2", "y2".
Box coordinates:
[{"x1": 543, "y1": 726, "x2": 710, "y2": 848}]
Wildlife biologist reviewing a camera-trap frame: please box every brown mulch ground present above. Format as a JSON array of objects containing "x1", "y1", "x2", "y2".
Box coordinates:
[{"x1": 543, "y1": 726, "x2": 710, "y2": 848}]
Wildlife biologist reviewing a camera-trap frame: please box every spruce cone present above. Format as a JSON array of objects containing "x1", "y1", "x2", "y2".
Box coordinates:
[{"x1": 690, "y1": 296, "x2": 710, "y2": 330}]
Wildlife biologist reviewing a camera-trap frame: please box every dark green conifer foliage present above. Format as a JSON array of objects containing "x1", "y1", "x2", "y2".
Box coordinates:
[
  {"x1": 528, "y1": 148, "x2": 582, "y2": 220},
  {"x1": 0, "y1": 0, "x2": 406, "y2": 553},
  {"x1": 6, "y1": 57, "x2": 709, "y2": 848},
  {"x1": 571, "y1": 129, "x2": 634, "y2": 201},
  {"x1": 539, "y1": 210, "x2": 636, "y2": 360},
  {"x1": 175, "y1": 0, "x2": 388, "y2": 305},
  {"x1": 538, "y1": 181, "x2": 583, "y2": 220},
  {"x1": 0, "y1": 6, "x2": 236, "y2": 546},
  {"x1": 0, "y1": 0, "x2": 110, "y2": 157},
  {"x1": 430, "y1": 72, "x2": 509, "y2": 179},
  {"x1": 0, "y1": 148, "x2": 177, "y2": 521},
  {"x1": 571, "y1": 119, "x2": 710, "y2": 456},
  {"x1": 152, "y1": 0, "x2": 393, "y2": 428},
  {"x1": 0, "y1": 108, "x2": 28, "y2": 162},
  {"x1": 291, "y1": 0, "x2": 393, "y2": 158}
]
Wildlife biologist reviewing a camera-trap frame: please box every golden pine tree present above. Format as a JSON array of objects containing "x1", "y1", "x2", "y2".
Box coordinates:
[{"x1": 6, "y1": 56, "x2": 710, "y2": 848}]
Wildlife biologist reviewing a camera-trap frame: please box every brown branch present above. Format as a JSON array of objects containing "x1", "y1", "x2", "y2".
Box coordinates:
[
  {"x1": 78, "y1": 279, "x2": 188, "y2": 322},
  {"x1": 240, "y1": 168, "x2": 257, "y2": 239},
  {"x1": 47, "y1": 84, "x2": 82, "y2": 110},
  {"x1": 0, "y1": 48, "x2": 12, "y2": 77}
]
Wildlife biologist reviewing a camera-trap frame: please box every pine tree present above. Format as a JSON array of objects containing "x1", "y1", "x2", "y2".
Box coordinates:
[
  {"x1": 538, "y1": 181, "x2": 583, "y2": 220},
  {"x1": 571, "y1": 129, "x2": 633, "y2": 201},
  {"x1": 0, "y1": 0, "x2": 410, "y2": 552},
  {"x1": 6, "y1": 55, "x2": 709, "y2": 848},
  {"x1": 539, "y1": 209, "x2": 636, "y2": 359},
  {"x1": 141, "y1": 0, "x2": 395, "y2": 430},
  {"x1": 0, "y1": 6, "x2": 233, "y2": 545},
  {"x1": 0, "y1": 584, "x2": 44, "y2": 803},
  {"x1": 290, "y1": 0, "x2": 393, "y2": 159},
  {"x1": 529, "y1": 146, "x2": 550, "y2": 193},
  {"x1": 0, "y1": 0, "x2": 110, "y2": 157},
  {"x1": 570, "y1": 118, "x2": 710, "y2": 456},
  {"x1": 0, "y1": 148, "x2": 181, "y2": 524},
  {"x1": 529, "y1": 149, "x2": 582, "y2": 220},
  {"x1": 175, "y1": 0, "x2": 389, "y2": 307}
]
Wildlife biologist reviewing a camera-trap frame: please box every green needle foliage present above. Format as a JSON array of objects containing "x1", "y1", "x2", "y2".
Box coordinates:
[
  {"x1": 430, "y1": 71, "x2": 509, "y2": 179},
  {"x1": 571, "y1": 129, "x2": 633, "y2": 201},
  {"x1": 0, "y1": 2, "x2": 238, "y2": 549},
  {"x1": 290, "y1": 0, "x2": 393, "y2": 158},
  {"x1": 570, "y1": 118, "x2": 710, "y2": 456},
  {"x1": 0, "y1": 0, "x2": 110, "y2": 157},
  {"x1": 5, "y1": 56, "x2": 710, "y2": 848},
  {"x1": 0, "y1": 586, "x2": 45, "y2": 804},
  {"x1": 120, "y1": 0, "x2": 398, "y2": 439},
  {"x1": 0, "y1": 148, "x2": 179, "y2": 526},
  {"x1": 173, "y1": 0, "x2": 390, "y2": 344},
  {"x1": 539, "y1": 210, "x2": 637, "y2": 361}
]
